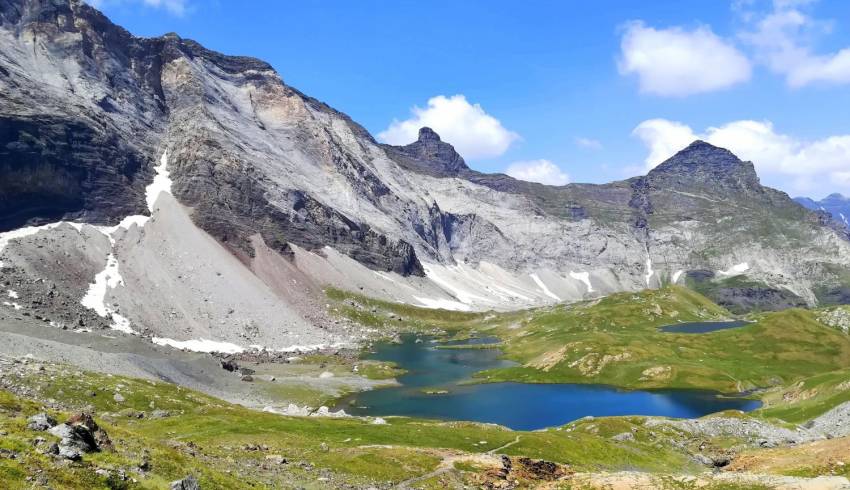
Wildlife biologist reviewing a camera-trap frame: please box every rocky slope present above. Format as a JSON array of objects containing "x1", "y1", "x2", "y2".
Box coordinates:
[{"x1": 3, "y1": 0, "x2": 850, "y2": 350}]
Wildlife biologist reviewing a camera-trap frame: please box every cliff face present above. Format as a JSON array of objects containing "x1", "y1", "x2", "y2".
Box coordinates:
[{"x1": 3, "y1": 0, "x2": 850, "y2": 329}]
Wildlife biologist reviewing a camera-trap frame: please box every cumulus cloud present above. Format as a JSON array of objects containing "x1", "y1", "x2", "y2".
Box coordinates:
[
  {"x1": 633, "y1": 117, "x2": 850, "y2": 195},
  {"x1": 86, "y1": 0, "x2": 188, "y2": 16},
  {"x1": 575, "y1": 137, "x2": 603, "y2": 150},
  {"x1": 618, "y1": 21, "x2": 752, "y2": 96},
  {"x1": 505, "y1": 159, "x2": 570, "y2": 186},
  {"x1": 378, "y1": 95, "x2": 520, "y2": 160},
  {"x1": 739, "y1": 0, "x2": 850, "y2": 87}
]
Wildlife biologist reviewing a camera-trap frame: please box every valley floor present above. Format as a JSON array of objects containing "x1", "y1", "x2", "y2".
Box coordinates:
[
  {"x1": 2, "y1": 286, "x2": 850, "y2": 488},
  {"x1": 1, "y1": 354, "x2": 850, "y2": 489}
]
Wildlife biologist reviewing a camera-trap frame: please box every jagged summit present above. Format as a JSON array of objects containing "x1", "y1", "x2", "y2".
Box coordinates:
[
  {"x1": 647, "y1": 140, "x2": 761, "y2": 192},
  {"x1": 383, "y1": 127, "x2": 469, "y2": 176},
  {"x1": 417, "y1": 126, "x2": 441, "y2": 142}
]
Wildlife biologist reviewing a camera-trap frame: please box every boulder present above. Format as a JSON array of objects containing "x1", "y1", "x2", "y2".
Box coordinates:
[
  {"x1": 47, "y1": 413, "x2": 111, "y2": 459},
  {"x1": 27, "y1": 413, "x2": 57, "y2": 431},
  {"x1": 150, "y1": 409, "x2": 171, "y2": 419},
  {"x1": 220, "y1": 359, "x2": 239, "y2": 372},
  {"x1": 170, "y1": 475, "x2": 201, "y2": 490},
  {"x1": 57, "y1": 445, "x2": 82, "y2": 461},
  {"x1": 67, "y1": 413, "x2": 112, "y2": 449}
]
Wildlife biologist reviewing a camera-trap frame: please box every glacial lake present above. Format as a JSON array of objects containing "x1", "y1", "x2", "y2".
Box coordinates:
[
  {"x1": 335, "y1": 335, "x2": 761, "y2": 430},
  {"x1": 660, "y1": 320, "x2": 750, "y2": 334}
]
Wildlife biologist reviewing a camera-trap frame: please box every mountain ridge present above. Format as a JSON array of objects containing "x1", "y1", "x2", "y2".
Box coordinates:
[{"x1": 3, "y1": 0, "x2": 850, "y2": 350}]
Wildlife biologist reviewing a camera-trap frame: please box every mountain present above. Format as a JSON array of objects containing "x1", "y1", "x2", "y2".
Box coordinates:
[
  {"x1": 796, "y1": 193, "x2": 850, "y2": 227},
  {"x1": 3, "y1": 0, "x2": 850, "y2": 350}
]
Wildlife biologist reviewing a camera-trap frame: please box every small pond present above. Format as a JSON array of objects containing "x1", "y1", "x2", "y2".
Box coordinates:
[
  {"x1": 335, "y1": 335, "x2": 761, "y2": 430},
  {"x1": 660, "y1": 320, "x2": 750, "y2": 334}
]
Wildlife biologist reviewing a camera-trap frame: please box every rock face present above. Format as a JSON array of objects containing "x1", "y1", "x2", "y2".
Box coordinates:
[{"x1": 2, "y1": 0, "x2": 850, "y2": 335}]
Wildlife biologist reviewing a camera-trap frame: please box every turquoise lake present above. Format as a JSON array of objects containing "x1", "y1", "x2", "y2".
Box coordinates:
[{"x1": 335, "y1": 335, "x2": 762, "y2": 430}]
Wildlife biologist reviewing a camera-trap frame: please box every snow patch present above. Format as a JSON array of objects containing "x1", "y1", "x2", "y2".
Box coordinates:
[
  {"x1": 109, "y1": 313, "x2": 135, "y2": 334},
  {"x1": 530, "y1": 273, "x2": 561, "y2": 301},
  {"x1": 81, "y1": 254, "x2": 123, "y2": 316},
  {"x1": 569, "y1": 271, "x2": 594, "y2": 293},
  {"x1": 3, "y1": 301, "x2": 22, "y2": 310},
  {"x1": 413, "y1": 296, "x2": 473, "y2": 311},
  {"x1": 644, "y1": 257, "x2": 654, "y2": 286},
  {"x1": 276, "y1": 342, "x2": 348, "y2": 353},
  {"x1": 151, "y1": 337, "x2": 245, "y2": 354},
  {"x1": 145, "y1": 151, "x2": 173, "y2": 212},
  {"x1": 263, "y1": 404, "x2": 349, "y2": 418},
  {"x1": 717, "y1": 262, "x2": 750, "y2": 277},
  {"x1": 7, "y1": 290, "x2": 18, "y2": 299},
  {"x1": 672, "y1": 270, "x2": 685, "y2": 284},
  {"x1": 421, "y1": 263, "x2": 488, "y2": 305},
  {"x1": 80, "y1": 253, "x2": 137, "y2": 334}
]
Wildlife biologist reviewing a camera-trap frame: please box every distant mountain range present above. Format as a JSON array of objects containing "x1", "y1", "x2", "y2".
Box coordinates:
[
  {"x1": 4, "y1": 0, "x2": 850, "y2": 350},
  {"x1": 795, "y1": 194, "x2": 850, "y2": 227}
]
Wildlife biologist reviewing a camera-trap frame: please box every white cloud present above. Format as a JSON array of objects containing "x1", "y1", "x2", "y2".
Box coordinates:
[
  {"x1": 378, "y1": 95, "x2": 520, "y2": 160},
  {"x1": 740, "y1": 0, "x2": 850, "y2": 87},
  {"x1": 618, "y1": 21, "x2": 752, "y2": 96},
  {"x1": 86, "y1": 0, "x2": 188, "y2": 16},
  {"x1": 633, "y1": 117, "x2": 850, "y2": 195},
  {"x1": 632, "y1": 119, "x2": 699, "y2": 169},
  {"x1": 575, "y1": 137, "x2": 603, "y2": 150},
  {"x1": 505, "y1": 159, "x2": 570, "y2": 186}
]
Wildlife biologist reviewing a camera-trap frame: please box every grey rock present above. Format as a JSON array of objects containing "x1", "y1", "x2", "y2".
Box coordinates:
[
  {"x1": 170, "y1": 475, "x2": 201, "y2": 490},
  {"x1": 611, "y1": 432, "x2": 635, "y2": 442},
  {"x1": 694, "y1": 454, "x2": 714, "y2": 467},
  {"x1": 57, "y1": 444, "x2": 82, "y2": 461},
  {"x1": 48, "y1": 423, "x2": 97, "y2": 453},
  {"x1": 26, "y1": 413, "x2": 57, "y2": 431},
  {"x1": 150, "y1": 409, "x2": 171, "y2": 419}
]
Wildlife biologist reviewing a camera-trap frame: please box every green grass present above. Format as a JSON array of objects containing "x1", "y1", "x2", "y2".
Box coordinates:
[
  {"x1": 330, "y1": 285, "x2": 850, "y2": 395},
  {"x1": 757, "y1": 368, "x2": 850, "y2": 424},
  {"x1": 0, "y1": 364, "x2": 709, "y2": 489}
]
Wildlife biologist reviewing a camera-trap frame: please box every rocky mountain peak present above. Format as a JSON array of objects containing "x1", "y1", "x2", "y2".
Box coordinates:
[
  {"x1": 824, "y1": 193, "x2": 849, "y2": 203},
  {"x1": 418, "y1": 126, "x2": 441, "y2": 142},
  {"x1": 384, "y1": 127, "x2": 469, "y2": 176},
  {"x1": 647, "y1": 140, "x2": 761, "y2": 192}
]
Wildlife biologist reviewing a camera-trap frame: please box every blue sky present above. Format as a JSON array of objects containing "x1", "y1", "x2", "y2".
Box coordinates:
[{"x1": 91, "y1": 0, "x2": 850, "y2": 198}]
